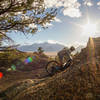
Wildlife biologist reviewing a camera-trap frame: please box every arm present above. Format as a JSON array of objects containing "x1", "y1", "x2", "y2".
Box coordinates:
[{"x1": 66, "y1": 50, "x2": 73, "y2": 60}]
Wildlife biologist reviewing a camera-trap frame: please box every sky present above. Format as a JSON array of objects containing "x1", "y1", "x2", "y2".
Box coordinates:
[{"x1": 7, "y1": 0, "x2": 100, "y2": 47}]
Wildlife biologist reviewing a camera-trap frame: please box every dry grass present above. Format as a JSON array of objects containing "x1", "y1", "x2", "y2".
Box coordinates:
[{"x1": 0, "y1": 62, "x2": 100, "y2": 100}]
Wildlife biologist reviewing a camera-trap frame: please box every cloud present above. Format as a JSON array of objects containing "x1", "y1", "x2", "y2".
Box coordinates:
[
  {"x1": 34, "y1": 40, "x2": 66, "y2": 45},
  {"x1": 44, "y1": 0, "x2": 58, "y2": 8},
  {"x1": 29, "y1": 17, "x2": 61, "y2": 29},
  {"x1": 84, "y1": 0, "x2": 93, "y2": 7},
  {"x1": 47, "y1": 40, "x2": 59, "y2": 44},
  {"x1": 72, "y1": 41, "x2": 86, "y2": 47},
  {"x1": 63, "y1": 8, "x2": 81, "y2": 18},
  {"x1": 47, "y1": 40, "x2": 67, "y2": 46},
  {"x1": 44, "y1": 0, "x2": 81, "y2": 18},
  {"x1": 54, "y1": 17, "x2": 62, "y2": 22},
  {"x1": 43, "y1": 23, "x2": 53, "y2": 27},
  {"x1": 97, "y1": 1, "x2": 100, "y2": 9},
  {"x1": 32, "y1": 40, "x2": 59, "y2": 44},
  {"x1": 97, "y1": 2, "x2": 100, "y2": 6},
  {"x1": 29, "y1": 23, "x2": 37, "y2": 28}
]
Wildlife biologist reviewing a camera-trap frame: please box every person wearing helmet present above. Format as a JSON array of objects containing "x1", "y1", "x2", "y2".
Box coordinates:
[{"x1": 57, "y1": 46, "x2": 75, "y2": 66}]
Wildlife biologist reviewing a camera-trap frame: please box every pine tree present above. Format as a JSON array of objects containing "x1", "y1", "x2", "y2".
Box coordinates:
[{"x1": 37, "y1": 47, "x2": 44, "y2": 54}]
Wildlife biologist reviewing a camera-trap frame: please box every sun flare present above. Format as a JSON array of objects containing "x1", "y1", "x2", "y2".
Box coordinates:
[{"x1": 82, "y1": 21, "x2": 97, "y2": 36}]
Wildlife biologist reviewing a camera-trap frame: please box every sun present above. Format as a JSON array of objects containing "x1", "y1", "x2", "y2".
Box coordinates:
[{"x1": 82, "y1": 21, "x2": 97, "y2": 36}]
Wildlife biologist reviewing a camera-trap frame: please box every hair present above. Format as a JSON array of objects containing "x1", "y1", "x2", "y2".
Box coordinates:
[{"x1": 70, "y1": 46, "x2": 75, "y2": 51}]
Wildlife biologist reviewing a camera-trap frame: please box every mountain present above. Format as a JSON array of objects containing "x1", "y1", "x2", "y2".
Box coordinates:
[
  {"x1": 17, "y1": 42, "x2": 66, "y2": 52},
  {"x1": 18, "y1": 42, "x2": 85, "y2": 53}
]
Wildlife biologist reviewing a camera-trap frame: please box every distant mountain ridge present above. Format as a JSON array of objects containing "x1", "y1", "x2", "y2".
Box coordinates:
[
  {"x1": 17, "y1": 42, "x2": 84, "y2": 53},
  {"x1": 17, "y1": 42, "x2": 66, "y2": 52}
]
